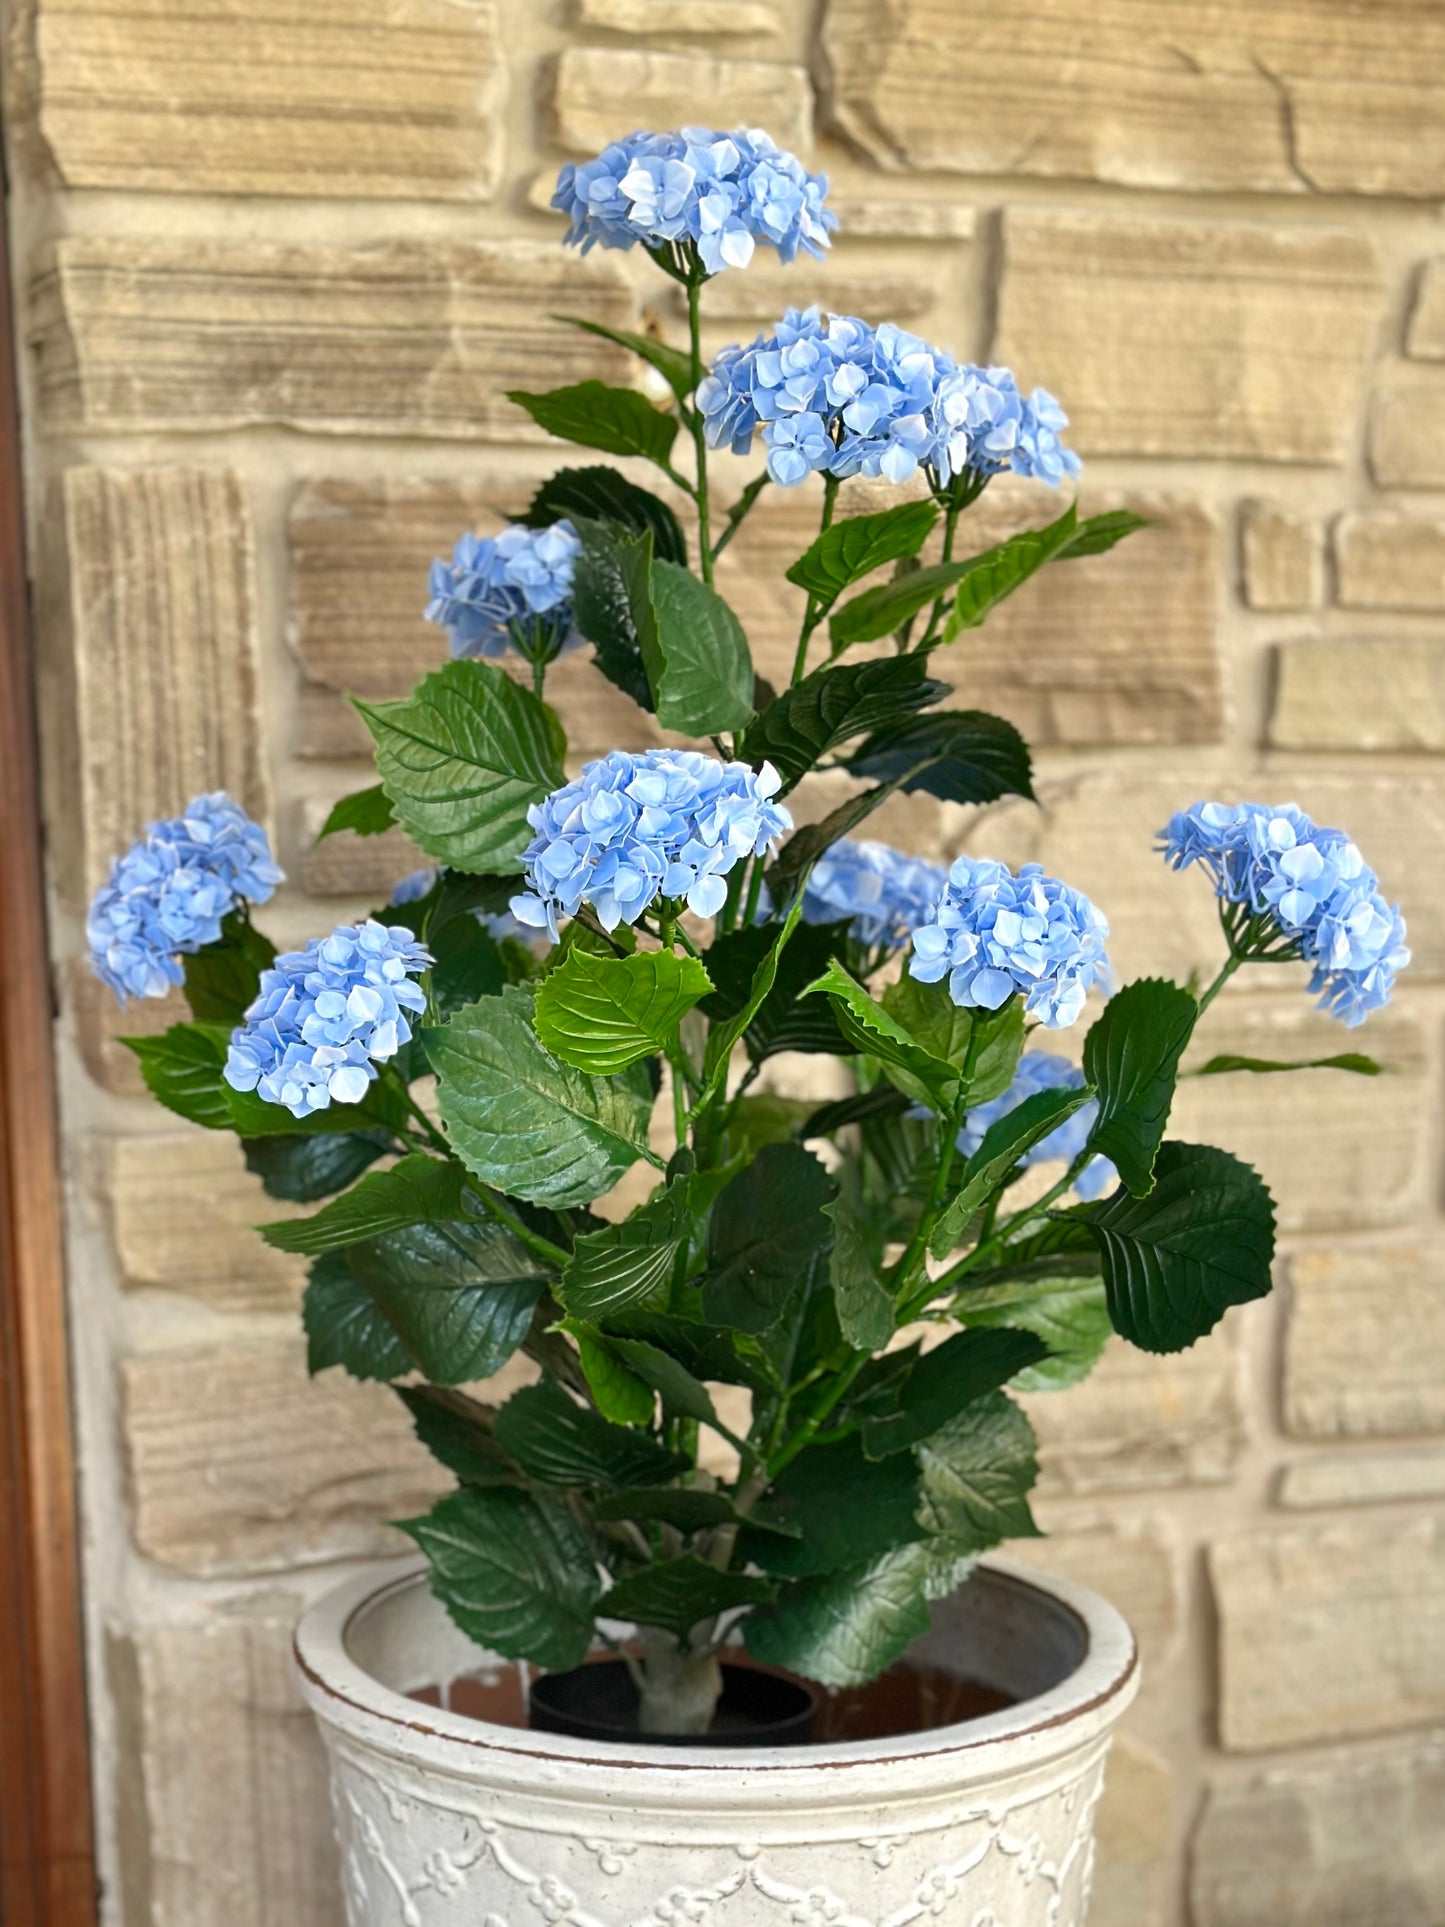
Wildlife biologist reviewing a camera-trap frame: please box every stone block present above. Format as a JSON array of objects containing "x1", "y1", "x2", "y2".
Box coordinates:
[
  {"x1": 822, "y1": 0, "x2": 1445, "y2": 197},
  {"x1": 109, "y1": 1601, "x2": 342, "y2": 1927},
  {"x1": 1191, "y1": 1743, "x2": 1445, "y2": 1925},
  {"x1": 122, "y1": 1333, "x2": 447, "y2": 1575},
  {"x1": 1209, "y1": 1514, "x2": 1445, "y2": 1749},
  {"x1": 1285, "y1": 1241, "x2": 1445, "y2": 1438},
  {"x1": 67, "y1": 956, "x2": 178, "y2": 1096},
  {"x1": 24, "y1": 0, "x2": 504, "y2": 200},
  {"x1": 54, "y1": 467, "x2": 269, "y2": 899},
  {"x1": 1241, "y1": 501, "x2": 1320, "y2": 610},
  {"x1": 1407, "y1": 257, "x2": 1445, "y2": 358},
  {"x1": 295, "y1": 799, "x2": 423, "y2": 902},
  {"x1": 1270, "y1": 637, "x2": 1445, "y2": 751},
  {"x1": 1092, "y1": 1735, "x2": 1174, "y2": 1927},
  {"x1": 551, "y1": 48, "x2": 810, "y2": 156},
  {"x1": 1025, "y1": 1331, "x2": 1244, "y2": 1495},
  {"x1": 28, "y1": 238, "x2": 634, "y2": 438},
  {"x1": 692, "y1": 262, "x2": 935, "y2": 324},
  {"x1": 1336, "y1": 510, "x2": 1445, "y2": 610},
  {"x1": 1009, "y1": 1517, "x2": 1179, "y2": 1677},
  {"x1": 828, "y1": 200, "x2": 977, "y2": 242},
  {"x1": 93, "y1": 1132, "x2": 306, "y2": 1314},
  {"x1": 1279, "y1": 1449, "x2": 1445, "y2": 1510},
  {"x1": 995, "y1": 210, "x2": 1379, "y2": 462},
  {"x1": 576, "y1": 0, "x2": 781, "y2": 32},
  {"x1": 970, "y1": 766, "x2": 1445, "y2": 982},
  {"x1": 1371, "y1": 383, "x2": 1445, "y2": 489}
]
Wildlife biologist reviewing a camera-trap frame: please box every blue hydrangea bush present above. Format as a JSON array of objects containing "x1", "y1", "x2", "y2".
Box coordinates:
[{"x1": 98, "y1": 129, "x2": 1409, "y2": 1737}]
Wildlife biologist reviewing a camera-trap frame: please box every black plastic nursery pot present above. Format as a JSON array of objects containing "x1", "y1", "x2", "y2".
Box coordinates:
[{"x1": 527, "y1": 1656, "x2": 817, "y2": 1747}]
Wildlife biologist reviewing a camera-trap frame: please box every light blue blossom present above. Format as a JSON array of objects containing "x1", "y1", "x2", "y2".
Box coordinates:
[
  {"x1": 552, "y1": 128, "x2": 835, "y2": 277},
  {"x1": 1159, "y1": 802, "x2": 1409, "y2": 1026},
  {"x1": 87, "y1": 792, "x2": 283, "y2": 1005},
  {"x1": 698, "y1": 310, "x2": 1080, "y2": 490},
  {"x1": 424, "y1": 523, "x2": 581, "y2": 664},
  {"x1": 956, "y1": 1051, "x2": 1116, "y2": 1202},
  {"x1": 908, "y1": 857, "x2": 1111, "y2": 1029},
  {"x1": 511, "y1": 750, "x2": 792, "y2": 941},
  {"x1": 224, "y1": 920, "x2": 431, "y2": 1118},
  {"x1": 802, "y1": 839, "x2": 948, "y2": 948},
  {"x1": 390, "y1": 867, "x2": 437, "y2": 907}
]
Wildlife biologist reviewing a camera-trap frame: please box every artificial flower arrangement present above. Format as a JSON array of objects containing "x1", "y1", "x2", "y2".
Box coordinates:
[{"x1": 91, "y1": 128, "x2": 1409, "y2": 1740}]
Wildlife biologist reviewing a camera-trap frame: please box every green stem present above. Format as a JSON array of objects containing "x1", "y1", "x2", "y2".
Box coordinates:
[
  {"x1": 686, "y1": 276, "x2": 713, "y2": 584},
  {"x1": 711, "y1": 474, "x2": 771, "y2": 562},
  {"x1": 1196, "y1": 949, "x2": 1242, "y2": 1017},
  {"x1": 789, "y1": 473, "x2": 839, "y2": 686},
  {"x1": 742, "y1": 856, "x2": 766, "y2": 928},
  {"x1": 474, "y1": 1187, "x2": 571, "y2": 1271},
  {"x1": 917, "y1": 500, "x2": 961, "y2": 650}
]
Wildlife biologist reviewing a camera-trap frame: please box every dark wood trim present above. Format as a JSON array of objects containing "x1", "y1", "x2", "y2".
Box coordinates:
[{"x1": 0, "y1": 131, "x2": 100, "y2": 1927}]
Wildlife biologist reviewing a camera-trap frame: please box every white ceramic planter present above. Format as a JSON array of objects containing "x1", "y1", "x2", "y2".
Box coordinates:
[{"x1": 295, "y1": 1558, "x2": 1138, "y2": 1927}]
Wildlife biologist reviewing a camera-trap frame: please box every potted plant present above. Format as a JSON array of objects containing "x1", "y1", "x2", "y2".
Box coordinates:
[{"x1": 89, "y1": 127, "x2": 1410, "y2": 1924}]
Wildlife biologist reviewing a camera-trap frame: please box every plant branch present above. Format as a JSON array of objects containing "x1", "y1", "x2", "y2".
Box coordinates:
[
  {"x1": 686, "y1": 275, "x2": 713, "y2": 583},
  {"x1": 789, "y1": 473, "x2": 839, "y2": 686}
]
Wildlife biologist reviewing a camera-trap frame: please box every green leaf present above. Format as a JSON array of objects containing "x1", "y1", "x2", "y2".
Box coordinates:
[
  {"x1": 701, "y1": 1143, "x2": 835, "y2": 1334},
  {"x1": 915, "y1": 1390, "x2": 1040, "y2": 1551},
  {"x1": 517, "y1": 463, "x2": 686, "y2": 567},
  {"x1": 260, "y1": 1153, "x2": 469, "y2": 1256},
  {"x1": 961, "y1": 1277, "x2": 1112, "y2": 1391},
  {"x1": 824, "y1": 1197, "x2": 894, "y2": 1351},
  {"x1": 242, "y1": 1130, "x2": 392, "y2": 1204},
  {"x1": 401, "y1": 1486, "x2": 601, "y2": 1672},
  {"x1": 700, "y1": 918, "x2": 850, "y2": 1061},
  {"x1": 767, "y1": 783, "x2": 913, "y2": 895},
  {"x1": 570, "y1": 518, "x2": 657, "y2": 711},
  {"x1": 786, "y1": 500, "x2": 940, "y2": 604},
  {"x1": 346, "y1": 1216, "x2": 548, "y2": 1384},
  {"x1": 395, "y1": 1384, "x2": 520, "y2": 1486},
  {"x1": 700, "y1": 894, "x2": 808, "y2": 1086},
  {"x1": 738, "y1": 655, "x2": 945, "y2": 794},
  {"x1": 744, "y1": 1437, "x2": 923, "y2": 1578},
  {"x1": 803, "y1": 1084, "x2": 912, "y2": 1139},
  {"x1": 181, "y1": 909, "x2": 275, "y2": 1024},
  {"x1": 648, "y1": 562, "x2": 754, "y2": 735},
  {"x1": 302, "y1": 1250, "x2": 410, "y2": 1381},
  {"x1": 507, "y1": 380, "x2": 679, "y2": 469},
  {"x1": 743, "y1": 1546, "x2": 930, "y2": 1687},
  {"x1": 357, "y1": 661, "x2": 565, "y2": 874},
  {"x1": 559, "y1": 1322, "x2": 656, "y2": 1426},
  {"x1": 429, "y1": 985, "x2": 655, "y2": 1209},
  {"x1": 535, "y1": 948, "x2": 712, "y2": 1076},
  {"x1": 929, "y1": 1085, "x2": 1094, "y2": 1261},
  {"x1": 558, "y1": 1179, "x2": 691, "y2": 1319},
  {"x1": 829, "y1": 560, "x2": 986, "y2": 647},
  {"x1": 860, "y1": 1327, "x2": 1049, "y2": 1458},
  {"x1": 605, "y1": 1335, "x2": 720, "y2": 1428},
  {"x1": 879, "y1": 973, "x2": 1006, "y2": 1082},
  {"x1": 602, "y1": 1556, "x2": 774, "y2": 1641},
  {"x1": 592, "y1": 1488, "x2": 743, "y2": 1533},
  {"x1": 1063, "y1": 507, "x2": 1152, "y2": 556},
  {"x1": 801, "y1": 959, "x2": 959, "y2": 1109},
  {"x1": 847, "y1": 710, "x2": 1034, "y2": 806},
  {"x1": 1193, "y1": 1052, "x2": 1383, "y2": 1077},
  {"x1": 1077, "y1": 1140, "x2": 1276, "y2": 1354},
  {"x1": 492, "y1": 1376, "x2": 685, "y2": 1488},
  {"x1": 1083, "y1": 978, "x2": 1198, "y2": 1196},
  {"x1": 940, "y1": 506, "x2": 1149, "y2": 641},
  {"x1": 315, "y1": 783, "x2": 394, "y2": 841},
  {"x1": 550, "y1": 316, "x2": 695, "y2": 404}
]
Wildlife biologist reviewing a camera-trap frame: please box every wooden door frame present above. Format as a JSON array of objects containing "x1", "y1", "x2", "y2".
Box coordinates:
[{"x1": 0, "y1": 121, "x2": 100, "y2": 1927}]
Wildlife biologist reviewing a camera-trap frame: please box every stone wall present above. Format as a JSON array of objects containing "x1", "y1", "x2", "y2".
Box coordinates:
[{"x1": 4, "y1": 2, "x2": 1444, "y2": 1921}]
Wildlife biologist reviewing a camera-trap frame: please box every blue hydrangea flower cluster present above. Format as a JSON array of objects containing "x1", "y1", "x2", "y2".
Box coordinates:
[
  {"x1": 552, "y1": 128, "x2": 835, "y2": 276},
  {"x1": 389, "y1": 867, "x2": 436, "y2": 906},
  {"x1": 423, "y1": 523, "x2": 581, "y2": 663},
  {"x1": 956, "y1": 1051, "x2": 1116, "y2": 1202},
  {"x1": 698, "y1": 307, "x2": 1080, "y2": 489},
  {"x1": 511, "y1": 750, "x2": 792, "y2": 940},
  {"x1": 223, "y1": 920, "x2": 431, "y2": 1118},
  {"x1": 802, "y1": 838, "x2": 947, "y2": 948},
  {"x1": 87, "y1": 793, "x2": 283, "y2": 1005},
  {"x1": 909, "y1": 857, "x2": 1111, "y2": 1028},
  {"x1": 1159, "y1": 802, "x2": 1410, "y2": 1026}
]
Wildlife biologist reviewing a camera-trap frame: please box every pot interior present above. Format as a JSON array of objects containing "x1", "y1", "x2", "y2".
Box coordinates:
[{"x1": 346, "y1": 1565, "x2": 1089, "y2": 1748}]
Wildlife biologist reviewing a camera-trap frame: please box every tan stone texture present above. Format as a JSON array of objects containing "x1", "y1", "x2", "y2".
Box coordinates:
[
  {"x1": 24, "y1": 0, "x2": 505, "y2": 201},
  {"x1": 122, "y1": 1334, "x2": 446, "y2": 1575},
  {"x1": 1270, "y1": 637, "x2": 1445, "y2": 751},
  {"x1": 108, "y1": 1603, "x2": 342, "y2": 1927},
  {"x1": 577, "y1": 0, "x2": 781, "y2": 30},
  {"x1": 1279, "y1": 1449, "x2": 1445, "y2": 1510},
  {"x1": 822, "y1": 0, "x2": 1445, "y2": 197},
  {"x1": 551, "y1": 48, "x2": 810, "y2": 156},
  {"x1": 1336, "y1": 511, "x2": 1445, "y2": 611},
  {"x1": 67, "y1": 956, "x2": 178, "y2": 1096},
  {"x1": 1371, "y1": 383, "x2": 1445, "y2": 489},
  {"x1": 1240, "y1": 500, "x2": 1320, "y2": 611},
  {"x1": 56, "y1": 466, "x2": 269, "y2": 897},
  {"x1": 1285, "y1": 1241, "x2": 1445, "y2": 1439},
  {"x1": 1009, "y1": 1518, "x2": 1179, "y2": 1676},
  {"x1": 692, "y1": 261, "x2": 936, "y2": 324},
  {"x1": 94, "y1": 1131, "x2": 307, "y2": 1314},
  {"x1": 1407, "y1": 257, "x2": 1445, "y2": 359},
  {"x1": 28, "y1": 238, "x2": 636, "y2": 438},
  {"x1": 996, "y1": 210, "x2": 1380, "y2": 461},
  {"x1": 1210, "y1": 1514, "x2": 1445, "y2": 1750},
  {"x1": 295, "y1": 800, "x2": 424, "y2": 901},
  {"x1": 1191, "y1": 1742, "x2": 1445, "y2": 1926},
  {"x1": 1091, "y1": 1735, "x2": 1174, "y2": 1927}
]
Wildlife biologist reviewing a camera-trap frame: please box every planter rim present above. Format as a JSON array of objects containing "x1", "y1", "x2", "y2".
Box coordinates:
[{"x1": 294, "y1": 1557, "x2": 1137, "y2": 1803}]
